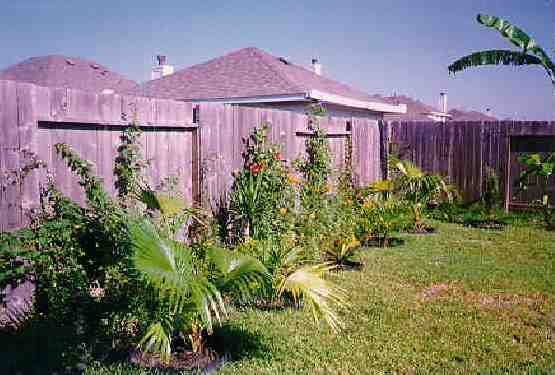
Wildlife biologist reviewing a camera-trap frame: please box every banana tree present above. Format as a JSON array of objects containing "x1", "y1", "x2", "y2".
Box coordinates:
[
  {"x1": 449, "y1": 14, "x2": 555, "y2": 216},
  {"x1": 448, "y1": 14, "x2": 555, "y2": 83}
]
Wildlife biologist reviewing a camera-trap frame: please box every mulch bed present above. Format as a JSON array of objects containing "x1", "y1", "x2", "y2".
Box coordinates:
[
  {"x1": 464, "y1": 219, "x2": 506, "y2": 230},
  {"x1": 336, "y1": 260, "x2": 364, "y2": 271},
  {"x1": 403, "y1": 226, "x2": 438, "y2": 235},
  {"x1": 129, "y1": 348, "x2": 226, "y2": 372},
  {"x1": 362, "y1": 236, "x2": 405, "y2": 248}
]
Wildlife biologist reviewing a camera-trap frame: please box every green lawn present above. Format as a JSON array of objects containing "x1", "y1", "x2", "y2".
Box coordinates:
[{"x1": 90, "y1": 221, "x2": 555, "y2": 374}]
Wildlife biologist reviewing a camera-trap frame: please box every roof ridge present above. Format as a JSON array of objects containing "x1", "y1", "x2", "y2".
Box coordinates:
[{"x1": 249, "y1": 48, "x2": 304, "y2": 93}]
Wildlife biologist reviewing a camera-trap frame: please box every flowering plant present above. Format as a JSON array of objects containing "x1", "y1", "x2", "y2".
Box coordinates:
[{"x1": 230, "y1": 124, "x2": 293, "y2": 241}]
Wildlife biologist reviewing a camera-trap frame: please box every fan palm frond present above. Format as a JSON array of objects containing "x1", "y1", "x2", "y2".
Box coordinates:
[
  {"x1": 139, "y1": 321, "x2": 172, "y2": 364},
  {"x1": 278, "y1": 263, "x2": 348, "y2": 333},
  {"x1": 206, "y1": 246, "x2": 271, "y2": 301}
]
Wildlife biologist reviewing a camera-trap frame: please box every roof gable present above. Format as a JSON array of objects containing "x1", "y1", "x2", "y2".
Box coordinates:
[
  {"x1": 135, "y1": 47, "x2": 387, "y2": 104},
  {"x1": 0, "y1": 55, "x2": 139, "y2": 93}
]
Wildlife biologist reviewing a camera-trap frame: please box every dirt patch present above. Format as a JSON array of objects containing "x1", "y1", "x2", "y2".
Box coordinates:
[
  {"x1": 418, "y1": 285, "x2": 551, "y2": 317},
  {"x1": 464, "y1": 292, "x2": 551, "y2": 313},
  {"x1": 129, "y1": 349, "x2": 226, "y2": 372},
  {"x1": 419, "y1": 283, "x2": 452, "y2": 301}
]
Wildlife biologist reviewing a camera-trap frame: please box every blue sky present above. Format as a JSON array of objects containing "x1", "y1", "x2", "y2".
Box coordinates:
[{"x1": 1, "y1": 0, "x2": 553, "y2": 119}]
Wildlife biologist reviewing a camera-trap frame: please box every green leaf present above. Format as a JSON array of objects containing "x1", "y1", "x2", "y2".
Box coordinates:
[
  {"x1": 278, "y1": 263, "x2": 349, "y2": 333},
  {"x1": 448, "y1": 50, "x2": 542, "y2": 75}
]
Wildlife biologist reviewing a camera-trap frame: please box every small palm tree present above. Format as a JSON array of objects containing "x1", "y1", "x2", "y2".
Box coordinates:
[
  {"x1": 393, "y1": 159, "x2": 450, "y2": 230},
  {"x1": 129, "y1": 218, "x2": 269, "y2": 362},
  {"x1": 272, "y1": 246, "x2": 349, "y2": 333},
  {"x1": 448, "y1": 14, "x2": 555, "y2": 84}
]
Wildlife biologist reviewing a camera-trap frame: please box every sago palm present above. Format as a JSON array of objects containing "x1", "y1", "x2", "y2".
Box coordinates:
[
  {"x1": 129, "y1": 219, "x2": 268, "y2": 362},
  {"x1": 448, "y1": 14, "x2": 555, "y2": 84},
  {"x1": 261, "y1": 240, "x2": 349, "y2": 333},
  {"x1": 393, "y1": 159, "x2": 449, "y2": 230}
]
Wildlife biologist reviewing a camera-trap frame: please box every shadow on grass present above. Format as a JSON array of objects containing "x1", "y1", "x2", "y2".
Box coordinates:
[
  {"x1": 362, "y1": 237, "x2": 406, "y2": 248},
  {"x1": 208, "y1": 324, "x2": 268, "y2": 362},
  {"x1": 0, "y1": 321, "x2": 85, "y2": 374}
]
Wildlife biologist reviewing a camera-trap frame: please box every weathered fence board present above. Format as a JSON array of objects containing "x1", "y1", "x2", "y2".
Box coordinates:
[
  {"x1": 389, "y1": 121, "x2": 555, "y2": 208},
  {"x1": 1, "y1": 80, "x2": 385, "y2": 231}
]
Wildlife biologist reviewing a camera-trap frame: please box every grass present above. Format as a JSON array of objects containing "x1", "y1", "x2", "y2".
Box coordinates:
[
  {"x1": 86, "y1": 221, "x2": 554, "y2": 373},
  {"x1": 213, "y1": 220, "x2": 555, "y2": 374}
]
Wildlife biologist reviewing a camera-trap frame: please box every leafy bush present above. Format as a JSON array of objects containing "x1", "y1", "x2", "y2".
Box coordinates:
[
  {"x1": 294, "y1": 105, "x2": 332, "y2": 210},
  {"x1": 517, "y1": 153, "x2": 555, "y2": 229}
]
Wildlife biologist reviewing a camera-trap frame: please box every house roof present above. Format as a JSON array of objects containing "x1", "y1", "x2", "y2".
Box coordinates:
[
  {"x1": 0, "y1": 55, "x2": 139, "y2": 93},
  {"x1": 381, "y1": 94, "x2": 497, "y2": 122},
  {"x1": 132, "y1": 47, "x2": 402, "y2": 112}
]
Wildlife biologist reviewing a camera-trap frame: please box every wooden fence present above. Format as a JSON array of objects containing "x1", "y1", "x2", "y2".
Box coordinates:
[
  {"x1": 0, "y1": 80, "x2": 382, "y2": 231},
  {"x1": 388, "y1": 121, "x2": 555, "y2": 209}
]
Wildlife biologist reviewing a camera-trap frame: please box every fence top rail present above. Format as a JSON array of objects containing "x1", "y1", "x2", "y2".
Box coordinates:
[{"x1": 37, "y1": 117, "x2": 198, "y2": 129}]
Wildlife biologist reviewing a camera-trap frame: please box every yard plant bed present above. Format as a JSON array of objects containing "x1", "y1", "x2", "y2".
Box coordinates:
[
  {"x1": 129, "y1": 349, "x2": 224, "y2": 372},
  {"x1": 402, "y1": 225, "x2": 438, "y2": 235},
  {"x1": 464, "y1": 218, "x2": 507, "y2": 230},
  {"x1": 362, "y1": 236, "x2": 405, "y2": 248},
  {"x1": 88, "y1": 221, "x2": 555, "y2": 374}
]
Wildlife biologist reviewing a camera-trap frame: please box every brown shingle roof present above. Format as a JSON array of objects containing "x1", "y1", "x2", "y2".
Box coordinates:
[
  {"x1": 0, "y1": 55, "x2": 139, "y2": 93},
  {"x1": 132, "y1": 47, "x2": 388, "y2": 104}
]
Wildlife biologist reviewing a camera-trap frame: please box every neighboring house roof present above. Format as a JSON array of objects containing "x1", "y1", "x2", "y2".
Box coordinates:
[
  {"x1": 0, "y1": 55, "x2": 139, "y2": 93},
  {"x1": 131, "y1": 47, "x2": 405, "y2": 113},
  {"x1": 381, "y1": 95, "x2": 497, "y2": 122}
]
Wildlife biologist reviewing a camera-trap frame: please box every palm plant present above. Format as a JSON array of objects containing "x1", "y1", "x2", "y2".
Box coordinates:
[
  {"x1": 448, "y1": 14, "x2": 555, "y2": 84},
  {"x1": 230, "y1": 172, "x2": 265, "y2": 240},
  {"x1": 129, "y1": 218, "x2": 268, "y2": 362},
  {"x1": 393, "y1": 159, "x2": 450, "y2": 231},
  {"x1": 251, "y1": 238, "x2": 349, "y2": 333},
  {"x1": 324, "y1": 235, "x2": 361, "y2": 269}
]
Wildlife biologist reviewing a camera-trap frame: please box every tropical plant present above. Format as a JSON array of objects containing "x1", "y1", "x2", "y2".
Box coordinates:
[
  {"x1": 230, "y1": 124, "x2": 291, "y2": 241},
  {"x1": 482, "y1": 167, "x2": 502, "y2": 214},
  {"x1": 448, "y1": 14, "x2": 555, "y2": 84},
  {"x1": 249, "y1": 236, "x2": 348, "y2": 333},
  {"x1": 324, "y1": 235, "x2": 361, "y2": 269},
  {"x1": 449, "y1": 14, "x2": 555, "y2": 226},
  {"x1": 128, "y1": 218, "x2": 269, "y2": 362},
  {"x1": 517, "y1": 153, "x2": 555, "y2": 228},
  {"x1": 366, "y1": 179, "x2": 395, "y2": 201},
  {"x1": 357, "y1": 199, "x2": 403, "y2": 247},
  {"x1": 392, "y1": 158, "x2": 450, "y2": 231}
]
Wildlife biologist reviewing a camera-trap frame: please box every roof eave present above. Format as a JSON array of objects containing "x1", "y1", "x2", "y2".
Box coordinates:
[
  {"x1": 307, "y1": 89, "x2": 407, "y2": 114},
  {"x1": 184, "y1": 93, "x2": 309, "y2": 104}
]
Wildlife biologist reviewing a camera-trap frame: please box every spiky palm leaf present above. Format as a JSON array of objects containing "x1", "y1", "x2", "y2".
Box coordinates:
[
  {"x1": 278, "y1": 263, "x2": 348, "y2": 333},
  {"x1": 448, "y1": 14, "x2": 555, "y2": 81},
  {"x1": 206, "y1": 245, "x2": 271, "y2": 301},
  {"x1": 129, "y1": 219, "x2": 270, "y2": 360},
  {"x1": 129, "y1": 219, "x2": 226, "y2": 360}
]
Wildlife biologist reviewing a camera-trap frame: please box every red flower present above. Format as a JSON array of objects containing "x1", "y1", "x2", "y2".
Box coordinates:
[
  {"x1": 276, "y1": 152, "x2": 284, "y2": 161},
  {"x1": 249, "y1": 163, "x2": 262, "y2": 175}
]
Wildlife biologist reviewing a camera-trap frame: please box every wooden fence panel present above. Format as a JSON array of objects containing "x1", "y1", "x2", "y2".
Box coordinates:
[{"x1": 389, "y1": 120, "x2": 555, "y2": 206}]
